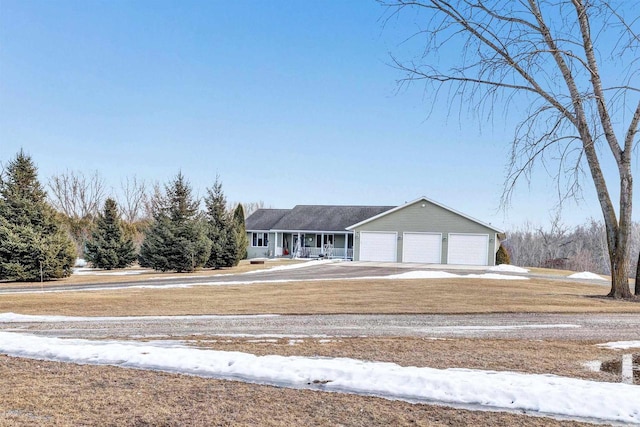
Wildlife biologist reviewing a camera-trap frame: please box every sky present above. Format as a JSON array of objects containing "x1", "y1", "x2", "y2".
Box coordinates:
[{"x1": 0, "y1": 0, "x2": 637, "y2": 229}]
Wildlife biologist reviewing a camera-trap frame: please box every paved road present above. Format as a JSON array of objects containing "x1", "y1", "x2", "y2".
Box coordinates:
[{"x1": 3, "y1": 313, "x2": 639, "y2": 341}]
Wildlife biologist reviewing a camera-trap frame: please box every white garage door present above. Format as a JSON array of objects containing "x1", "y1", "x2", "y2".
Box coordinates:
[
  {"x1": 359, "y1": 232, "x2": 397, "y2": 262},
  {"x1": 448, "y1": 234, "x2": 489, "y2": 265},
  {"x1": 403, "y1": 233, "x2": 441, "y2": 263}
]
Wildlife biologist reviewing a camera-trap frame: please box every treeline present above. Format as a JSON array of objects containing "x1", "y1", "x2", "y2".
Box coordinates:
[
  {"x1": 0, "y1": 151, "x2": 248, "y2": 281},
  {"x1": 504, "y1": 218, "x2": 640, "y2": 275}
]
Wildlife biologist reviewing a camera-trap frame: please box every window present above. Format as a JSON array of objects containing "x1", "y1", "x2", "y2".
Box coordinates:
[
  {"x1": 316, "y1": 234, "x2": 334, "y2": 247},
  {"x1": 252, "y1": 232, "x2": 268, "y2": 247}
]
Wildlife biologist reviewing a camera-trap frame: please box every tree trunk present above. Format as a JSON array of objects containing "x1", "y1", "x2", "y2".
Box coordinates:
[
  {"x1": 607, "y1": 244, "x2": 633, "y2": 299},
  {"x1": 635, "y1": 252, "x2": 640, "y2": 296}
]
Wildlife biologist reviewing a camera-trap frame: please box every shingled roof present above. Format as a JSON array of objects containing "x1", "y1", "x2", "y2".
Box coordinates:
[
  {"x1": 244, "y1": 209, "x2": 290, "y2": 231},
  {"x1": 246, "y1": 205, "x2": 394, "y2": 232}
]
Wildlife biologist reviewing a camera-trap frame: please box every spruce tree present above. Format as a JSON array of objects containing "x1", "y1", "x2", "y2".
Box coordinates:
[
  {"x1": 0, "y1": 151, "x2": 76, "y2": 281},
  {"x1": 233, "y1": 203, "x2": 249, "y2": 260},
  {"x1": 85, "y1": 198, "x2": 136, "y2": 269},
  {"x1": 138, "y1": 173, "x2": 211, "y2": 272},
  {"x1": 204, "y1": 177, "x2": 239, "y2": 269}
]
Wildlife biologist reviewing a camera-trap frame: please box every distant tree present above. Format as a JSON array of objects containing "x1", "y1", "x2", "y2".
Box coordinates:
[
  {"x1": 204, "y1": 177, "x2": 239, "y2": 268},
  {"x1": 233, "y1": 203, "x2": 249, "y2": 260},
  {"x1": 138, "y1": 173, "x2": 211, "y2": 272},
  {"x1": 241, "y1": 200, "x2": 268, "y2": 217},
  {"x1": 48, "y1": 170, "x2": 106, "y2": 256},
  {"x1": 118, "y1": 175, "x2": 148, "y2": 224},
  {"x1": 0, "y1": 151, "x2": 76, "y2": 281},
  {"x1": 85, "y1": 198, "x2": 136, "y2": 270}
]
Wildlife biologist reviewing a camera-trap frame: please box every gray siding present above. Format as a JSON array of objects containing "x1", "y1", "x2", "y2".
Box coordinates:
[
  {"x1": 246, "y1": 232, "x2": 275, "y2": 259},
  {"x1": 353, "y1": 200, "x2": 498, "y2": 265}
]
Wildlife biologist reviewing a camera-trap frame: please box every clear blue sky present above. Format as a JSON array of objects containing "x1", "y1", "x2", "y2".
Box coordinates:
[{"x1": 0, "y1": 0, "x2": 633, "y2": 228}]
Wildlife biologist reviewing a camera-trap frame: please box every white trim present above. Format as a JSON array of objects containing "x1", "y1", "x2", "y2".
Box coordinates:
[
  {"x1": 251, "y1": 232, "x2": 269, "y2": 248},
  {"x1": 359, "y1": 231, "x2": 398, "y2": 262},
  {"x1": 270, "y1": 229, "x2": 355, "y2": 234},
  {"x1": 446, "y1": 233, "x2": 490, "y2": 266},
  {"x1": 345, "y1": 197, "x2": 503, "y2": 233},
  {"x1": 402, "y1": 232, "x2": 442, "y2": 263}
]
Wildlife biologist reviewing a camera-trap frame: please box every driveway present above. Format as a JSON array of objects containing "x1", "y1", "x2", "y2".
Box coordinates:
[{"x1": 0, "y1": 260, "x2": 585, "y2": 294}]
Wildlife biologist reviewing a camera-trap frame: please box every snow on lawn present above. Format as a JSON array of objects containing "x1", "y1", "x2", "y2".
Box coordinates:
[
  {"x1": 0, "y1": 332, "x2": 638, "y2": 424},
  {"x1": 598, "y1": 340, "x2": 640, "y2": 350},
  {"x1": 385, "y1": 271, "x2": 459, "y2": 279},
  {"x1": 244, "y1": 259, "x2": 339, "y2": 274},
  {"x1": 0, "y1": 313, "x2": 279, "y2": 323},
  {"x1": 487, "y1": 264, "x2": 529, "y2": 273},
  {"x1": 567, "y1": 272, "x2": 607, "y2": 280},
  {"x1": 72, "y1": 269, "x2": 151, "y2": 276},
  {"x1": 386, "y1": 271, "x2": 528, "y2": 280}
]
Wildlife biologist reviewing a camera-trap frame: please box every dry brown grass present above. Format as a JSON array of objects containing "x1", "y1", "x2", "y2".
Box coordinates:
[
  {"x1": 0, "y1": 277, "x2": 638, "y2": 317},
  {"x1": 0, "y1": 353, "x2": 594, "y2": 427}
]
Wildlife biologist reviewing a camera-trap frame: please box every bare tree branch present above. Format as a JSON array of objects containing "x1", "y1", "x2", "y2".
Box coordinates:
[
  {"x1": 384, "y1": 0, "x2": 640, "y2": 298},
  {"x1": 48, "y1": 170, "x2": 105, "y2": 219}
]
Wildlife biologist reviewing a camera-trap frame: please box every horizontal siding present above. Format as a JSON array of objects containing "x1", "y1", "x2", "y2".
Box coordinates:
[
  {"x1": 354, "y1": 200, "x2": 498, "y2": 265},
  {"x1": 246, "y1": 232, "x2": 276, "y2": 259}
]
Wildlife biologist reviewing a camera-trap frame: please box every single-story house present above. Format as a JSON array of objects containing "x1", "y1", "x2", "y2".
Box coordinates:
[{"x1": 245, "y1": 197, "x2": 504, "y2": 266}]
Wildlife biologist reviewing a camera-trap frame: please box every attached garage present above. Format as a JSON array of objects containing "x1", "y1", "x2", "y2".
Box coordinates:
[
  {"x1": 348, "y1": 197, "x2": 503, "y2": 266},
  {"x1": 447, "y1": 233, "x2": 489, "y2": 266},
  {"x1": 402, "y1": 232, "x2": 441, "y2": 263},
  {"x1": 359, "y1": 232, "x2": 397, "y2": 262}
]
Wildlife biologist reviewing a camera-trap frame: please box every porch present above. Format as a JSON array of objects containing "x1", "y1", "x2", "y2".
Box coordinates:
[{"x1": 274, "y1": 231, "x2": 354, "y2": 260}]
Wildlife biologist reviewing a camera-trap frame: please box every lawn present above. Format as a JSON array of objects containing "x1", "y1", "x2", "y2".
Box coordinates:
[
  {"x1": 0, "y1": 264, "x2": 638, "y2": 426},
  {"x1": 0, "y1": 276, "x2": 638, "y2": 317}
]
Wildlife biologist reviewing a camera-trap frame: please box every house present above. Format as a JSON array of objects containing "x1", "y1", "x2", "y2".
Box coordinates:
[{"x1": 245, "y1": 197, "x2": 503, "y2": 266}]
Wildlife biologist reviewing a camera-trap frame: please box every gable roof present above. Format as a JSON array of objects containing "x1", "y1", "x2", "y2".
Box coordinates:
[
  {"x1": 246, "y1": 205, "x2": 394, "y2": 232},
  {"x1": 345, "y1": 196, "x2": 504, "y2": 233},
  {"x1": 245, "y1": 209, "x2": 290, "y2": 231}
]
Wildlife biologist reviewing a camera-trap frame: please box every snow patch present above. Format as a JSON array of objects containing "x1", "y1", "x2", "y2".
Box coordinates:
[
  {"x1": 385, "y1": 271, "x2": 459, "y2": 279},
  {"x1": 598, "y1": 340, "x2": 640, "y2": 350},
  {"x1": 487, "y1": 264, "x2": 529, "y2": 273},
  {"x1": 72, "y1": 269, "x2": 150, "y2": 276},
  {"x1": 245, "y1": 259, "x2": 339, "y2": 274},
  {"x1": 567, "y1": 272, "x2": 606, "y2": 280},
  {"x1": 0, "y1": 332, "x2": 638, "y2": 424},
  {"x1": 386, "y1": 271, "x2": 528, "y2": 281},
  {"x1": 0, "y1": 313, "x2": 280, "y2": 323},
  {"x1": 464, "y1": 273, "x2": 528, "y2": 280}
]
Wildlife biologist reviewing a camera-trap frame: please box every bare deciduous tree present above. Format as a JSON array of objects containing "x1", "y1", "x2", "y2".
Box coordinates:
[
  {"x1": 118, "y1": 176, "x2": 148, "y2": 224},
  {"x1": 384, "y1": 0, "x2": 640, "y2": 298},
  {"x1": 238, "y1": 200, "x2": 268, "y2": 218},
  {"x1": 48, "y1": 170, "x2": 106, "y2": 220}
]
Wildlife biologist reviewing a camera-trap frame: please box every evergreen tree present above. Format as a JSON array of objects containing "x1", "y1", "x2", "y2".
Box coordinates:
[
  {"x1": 204, "y1": 177, "x2": 234, "y2": 269},
  {"x1": 0, "y1": 151, "x2": 76, "y2": 281},
  {"x1": 233, "y1": 203, "x2": 249, "y2": 260},
  {"x1": 85, "y1": 198, "x2": 136, "y2": 269},
  {"x1": 138, "y1": 173, "x2": 211, "y2": 272}
]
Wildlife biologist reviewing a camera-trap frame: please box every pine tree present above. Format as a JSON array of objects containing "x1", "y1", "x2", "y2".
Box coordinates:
[
  {"x1": 204, "y1": 177, "x2": 239, "y2": 269},
  {"x1": 233, "y1": 203, "x2": 248, "y2": 260},
  {"x1": 0, "y1": 151, "x2": 76, "y2": 281},
  {"x1": 138, "y1": 173, "x2": 211, "y2": 272},
  {"x1": 85, "y1": 198, "x2": 136, "y2": 269}
]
